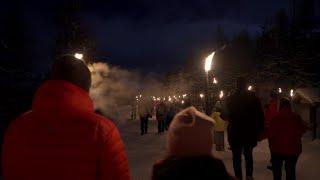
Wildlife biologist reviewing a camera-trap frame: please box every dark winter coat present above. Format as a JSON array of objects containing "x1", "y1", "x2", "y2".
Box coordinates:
[
  {"x1": 226, "y1": 91, "x2": 265, "y2": 147},
  {"x1": 156, "y1": 102, "x2": 167, "y2": 121},
  {"x1": 266, "y1": 107, "x2": 307, "y2": 155},
  {"x1": 2, "y1": 80, "x2": 130, "y2": 180},
  {"x1": 152, "y1": 155, "x2": 235, "y2": 180}
]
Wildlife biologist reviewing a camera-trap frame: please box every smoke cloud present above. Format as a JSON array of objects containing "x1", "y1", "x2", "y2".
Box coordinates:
[
  {"x1": 88, "y1": 62, "x2": 191, "y2": 125},
  {"x1": 88, "y1": 62, "x2": 140, "y2": 124}
]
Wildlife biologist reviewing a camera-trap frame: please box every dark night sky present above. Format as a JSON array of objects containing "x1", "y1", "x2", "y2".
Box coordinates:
[{"x1": 1, "y1": 0, "x2": 291, "y2": 73}]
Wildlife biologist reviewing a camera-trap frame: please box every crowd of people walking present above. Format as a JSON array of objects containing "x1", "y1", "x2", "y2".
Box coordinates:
[{"x1": 1, "y1": 55, "x2": 308, "y2": 180}]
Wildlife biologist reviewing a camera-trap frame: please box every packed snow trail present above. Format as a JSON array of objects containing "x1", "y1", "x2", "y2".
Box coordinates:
[{"x1": 122, "y1": 120, "x2": 320, "y2": 180}]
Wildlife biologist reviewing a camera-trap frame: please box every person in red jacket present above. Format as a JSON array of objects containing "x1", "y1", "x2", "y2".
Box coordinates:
[
  {"x1": 264, "y1": 90, "x2": 279, "y2": 170},
  {"x1": 2, "y1": 56, "x2": 130, "y2": 180},
  {"x1": 267, "y1": 98, "x2": 307, "y2": 180},
  {"x1": 265, "y1": 90, "x2": 279, "y2": 126}
]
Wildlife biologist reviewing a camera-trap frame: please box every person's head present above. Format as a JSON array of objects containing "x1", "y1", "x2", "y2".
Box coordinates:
[
  {"x1": 215, "y1": 101, "x2": 222, "y2": 112},
  {"x1": 270, "y1": 89, "x2": 278, "y2": 99},
  {"x1": 50, "y1": 55, "x2": 91, "y2": 92},
  {"x1": 236, "y1": 77, "x2": 247, "y2": 91},
  {"x1": 167, "y1": 107, "x2": 215, "y2": 157},
  {"x1": 279, "y1": 98, "x2": 291, "y2": 110}
]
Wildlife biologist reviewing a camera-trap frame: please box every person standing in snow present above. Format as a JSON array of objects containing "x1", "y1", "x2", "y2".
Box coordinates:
[
  {"x1": 2, "y1": 56, "x2": 130, "y2": 180},
  {"x1": 138, "y1": 97, "x2": 152, "y2": 135},
  {"x1": 265, "y1": 98, "x2": 308, "y2": 180},
  {"x1": 226, "y1": 77, "x2": 265, "y2": 180},
  {"x1": 264, "y1": 90, "x2": 279, "y2": 170},
  {"x1": 156, "y1": 101, "x2": 167, "y2": 134},
  {"x1": 211, "y1": 101, "x2": 226, "y2": 151},
  {"x1": 165, "y1": 105, "x2": 176, "y2": 130},
  {"x1": 152, "y1": 107, "x2": 235, "y2": 180}
]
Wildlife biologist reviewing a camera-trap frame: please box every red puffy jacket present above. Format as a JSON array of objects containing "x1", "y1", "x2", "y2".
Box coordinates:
[
  {"x1": 264, "y1": 98, "x2": 278, "y2": 126},
  {"x1": 267, "y1": 107, "x2": 307, "y2": 155},
  {"x1": 2, "y1": 80, "x2": 130, "y2": 180}
]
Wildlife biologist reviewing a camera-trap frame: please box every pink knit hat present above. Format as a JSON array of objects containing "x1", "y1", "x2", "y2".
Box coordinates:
[{"x1": 167, "y1": 107, "x2": 216, "y2": 157}]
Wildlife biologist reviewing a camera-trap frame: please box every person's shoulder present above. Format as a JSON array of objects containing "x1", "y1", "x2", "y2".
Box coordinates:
[
  {"x1": 10, "y1": 111, "x2": 33, "y2": 127},
  {"x1": 86, "y1": 112, "x2": 117, "y2": 131},
  {"x1": 5, "y1": 111, "x2": 33, "y2": 137},
  {"x1": 85, "y1": 113, "x2": 119, "y2": 140}
]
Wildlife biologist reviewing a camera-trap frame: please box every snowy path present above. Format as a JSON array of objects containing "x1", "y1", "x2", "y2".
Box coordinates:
[{"x1": 121, "y1": 120, "x2": 320, "y2": 180}]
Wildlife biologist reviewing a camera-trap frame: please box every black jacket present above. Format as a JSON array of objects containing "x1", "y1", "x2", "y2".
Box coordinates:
[{"x1": 226, "y1": 91, "x2": 265, "y2": 147}]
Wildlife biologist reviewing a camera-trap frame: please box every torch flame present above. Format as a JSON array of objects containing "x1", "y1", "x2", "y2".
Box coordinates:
[
  {"x1": 213, "y1": 77, "x2": 218, "y2": 84},
  {"x1": 219, "y1": 91, "x2": 224, "y2": 99},
  {"x1": 205, "y1": 51, "x2": 215, "y2": 72},
  {"x1": 74, "y1": 53, "x2": 84, "y2": 60}
]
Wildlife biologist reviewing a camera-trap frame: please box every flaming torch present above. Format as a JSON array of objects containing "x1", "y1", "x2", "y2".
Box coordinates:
[
  {"x1": 204, "y1": 51, "x2": 215, "y2": 115},
  {"x1": 213, "y1": 77, "x2": 218, "y2": 84},
  {"x1": 74, "y1": 53, "x2": 84, "y2": 60},
  {"x1": 219, "y1": 91, "x2": 224, "y2": 99},
  {"x1": 204, "y1": 52, "x2": 215, "y2": 72}
]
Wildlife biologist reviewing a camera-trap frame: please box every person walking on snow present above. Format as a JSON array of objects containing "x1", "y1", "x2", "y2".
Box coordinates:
[
  {"x1": 265, "y1": 98, "x2": 308, "y2": 180},
  {"x1": 226, "y1": 77, "x2": 265, "y2": 180},
  {"x1": 2, "y1": 56, "x2": 130, "y2": 180}
]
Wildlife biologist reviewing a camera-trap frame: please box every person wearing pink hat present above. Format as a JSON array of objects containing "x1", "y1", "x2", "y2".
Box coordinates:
[{"x1": 152, "y1": 107, "x2": 235, "y2": 180}]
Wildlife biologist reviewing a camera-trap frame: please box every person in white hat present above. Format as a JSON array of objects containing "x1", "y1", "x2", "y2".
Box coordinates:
[{"x1": 152, "y1": 107, "x2": 235, "y2": 180}]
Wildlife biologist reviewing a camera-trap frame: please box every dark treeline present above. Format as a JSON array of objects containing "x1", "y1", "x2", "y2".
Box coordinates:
[{"x1": 167, "y1": 7, "x2": 320, "y2": 101}]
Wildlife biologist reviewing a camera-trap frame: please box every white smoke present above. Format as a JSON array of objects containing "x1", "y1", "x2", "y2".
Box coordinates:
[
  {"x1": 88, "y1": 62, "x2": 191, "y2": 125},
  {"x1": 88, "y1": 62, "x2": 140, "y2": 124}
]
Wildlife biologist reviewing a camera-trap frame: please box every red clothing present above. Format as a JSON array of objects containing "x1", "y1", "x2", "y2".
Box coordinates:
[
  {"x1": 264, "y1": 98, "x2": 278, "y2": 126},
  {"x1": 2, "y1": 80, "x2": 130, "y2": 180},
  {"x1": 267, "y1": 107, "x2": 307, "y2": 155}
]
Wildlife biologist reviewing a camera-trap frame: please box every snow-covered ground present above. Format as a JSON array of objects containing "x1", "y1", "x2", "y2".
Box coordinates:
[{"x1": 121, "y1": 120, "x2": 320, "y2": 180}]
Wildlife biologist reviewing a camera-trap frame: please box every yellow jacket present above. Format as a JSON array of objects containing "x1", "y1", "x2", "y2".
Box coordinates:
[{"x1": 211, "y1": 112, "x2": 226, "y2": 132}]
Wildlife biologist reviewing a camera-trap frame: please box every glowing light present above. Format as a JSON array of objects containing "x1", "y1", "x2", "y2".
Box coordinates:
[
  {"x1": 278, "y1": 88, "x2": 282, "y2": 93},
  {"x1": 135, "y1": 96, "x2": 138, "y2": 99},
  {"x1": 219, "y1": 91, "x2": 224, "y2": 99},
  {"x1": 213, "y1": 77, "x2": 218, "y2": 84},
  {"x1": 182, "y1": 94, "x2": 187, "y2": 98},
  {"x1": 168, "y1": 97, "x2": 172, "y2": 102},
  {"x1": 74, "y1": 53, "x2": 84, "y2": 60},
  {"x1": 248, "y1": 85, "x2": 253, "y2": 91},
  {"x1": 181, "y1": 100, "x2": 185, "y2": 104},
  {"x1": 178, "y1": 95, "x2": 181, "y2": 98},
  {"x1": 290, "y1": 89, "x2": 294, "y2": 97},
  {"x1": 200, "y1": 93, "x2": 204, "y2": 99},
  {"x1": 157, "y1": 97, "x2": 161, "y2": 101},
  {"x1": 139, "y1": 94, "x2": 142, "y2": 98},
  {"x1": 204, "y1": 51, "x2": 215, "y2": 72}
]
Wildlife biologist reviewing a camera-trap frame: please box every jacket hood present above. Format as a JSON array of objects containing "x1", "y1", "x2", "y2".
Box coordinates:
[{"x1": 32, "y1": 80, "x2": 94, "y2": 114}]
